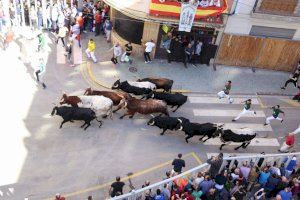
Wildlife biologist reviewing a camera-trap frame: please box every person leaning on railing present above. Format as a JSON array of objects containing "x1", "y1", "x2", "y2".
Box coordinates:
[{"x1": 207, "y1": 153, "x2": 223, "y2": 179}]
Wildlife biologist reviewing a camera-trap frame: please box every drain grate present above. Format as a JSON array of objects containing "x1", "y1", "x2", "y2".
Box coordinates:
[{"x1": 129, "y1": 66, "x2": 137, "y2": 73}]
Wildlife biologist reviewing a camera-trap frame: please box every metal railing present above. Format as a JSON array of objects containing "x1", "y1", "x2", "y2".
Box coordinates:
[{"x1": 111, "y1": 152, "x2": 300, "y2": 200}]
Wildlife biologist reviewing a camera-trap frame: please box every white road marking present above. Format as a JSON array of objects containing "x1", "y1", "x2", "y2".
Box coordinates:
[
  {"x1": 207, "y1": 153, "x2": 264, "y2": 158},
  {"x1": 193, "y1": 109, "x2": 266, "y2": 117},
  {"x1": 203, "y1": 138, "x2": 280, "y2": 147},
  {"x1": 217, "y1": 123, "x2": 272, "y2": 132},
  {"x1": 189, "y1": 97, "x2": 260, "y2": 104}
]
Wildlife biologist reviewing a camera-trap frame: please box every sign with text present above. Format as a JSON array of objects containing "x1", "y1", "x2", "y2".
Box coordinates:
[{"x1": 178, "y1": 3, "x2": 197, "y2": 32}]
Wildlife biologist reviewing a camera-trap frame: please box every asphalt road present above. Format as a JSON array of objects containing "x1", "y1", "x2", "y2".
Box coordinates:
[{"x1": 0, "y1": 33, "x2": 299, "y2": 200}]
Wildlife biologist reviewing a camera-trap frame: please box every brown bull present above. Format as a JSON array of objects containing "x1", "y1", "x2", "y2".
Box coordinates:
[
  {"x1": 137, "y1": 78, "x2": 173, "y2": 92},
  {"x1": 60, "y1": 93, "x2": 82, "y2": 107},
  {"x1": 84, "y1": 88, "x2": 130, "y2": 113},
  {"x1": 120, "y1": 97, "x2": 169, "y2": 119}
]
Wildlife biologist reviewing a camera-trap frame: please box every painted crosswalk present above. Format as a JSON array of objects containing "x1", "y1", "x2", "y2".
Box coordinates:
[
  {"x1": 189, "y1": 96, "x2": 260, "y2": 105},
  {"x1": 183, "y1": 95, "x2": 281, "y2": 149},
  {"x1": 216, "y1": 123, "x2": 272, "y2": 132},
  {"x1": 203, "y1": 138, "x2": 280, "y2": 147},
  {"x1": 193, "y1": 109, "x2": 265, "y2": 117}
]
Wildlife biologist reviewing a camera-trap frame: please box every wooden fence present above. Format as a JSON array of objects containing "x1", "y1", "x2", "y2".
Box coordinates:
[{"x1": 215, "y1": 34, "x2": 300, "y2": 71}]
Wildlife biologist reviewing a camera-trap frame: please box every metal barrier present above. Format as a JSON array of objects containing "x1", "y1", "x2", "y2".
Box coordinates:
[{"x1": 111, "y1": 152, "x2": 300, "y2": 200}]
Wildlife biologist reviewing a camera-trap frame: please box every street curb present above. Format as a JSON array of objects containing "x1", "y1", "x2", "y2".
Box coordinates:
[
  {"x1": 85, "y1": 62, "x2": 191, "y2": 93},
  {"x1": 83, "y1": 62, "x2": 297, "y2": 97}
]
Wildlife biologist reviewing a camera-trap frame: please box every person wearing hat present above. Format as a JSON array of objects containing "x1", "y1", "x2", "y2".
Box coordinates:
[
  {"x1": 217, "y1": 80, "x2": 233, "y2": 104},
  {"x1": 232, "y1": 99, "x2": 256, "y2": 121},
  {"x1": 264, "y1": 105, "x2": 285, "y2": 126}
]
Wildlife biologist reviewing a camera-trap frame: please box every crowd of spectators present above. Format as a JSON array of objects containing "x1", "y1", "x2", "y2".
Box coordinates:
[{"x1": 107, "y1": 153, "x2": 300, "y2": 200}]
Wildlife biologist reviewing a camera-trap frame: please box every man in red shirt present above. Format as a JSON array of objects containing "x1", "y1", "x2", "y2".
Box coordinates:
[
  {"x1": 76, "y1": 12, "x2": 84, "y2": 32},
  {"x1": 279, "y1": 133, "x2": 295, "y2": 153},
  {"x1": 94, "y1": 10, "x2": 102, "y2": 36}
]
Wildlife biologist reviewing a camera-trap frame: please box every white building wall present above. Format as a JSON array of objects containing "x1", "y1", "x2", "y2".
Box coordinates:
[{"x1": 225, "y1": 0, "x2": 300, "y2": 39}]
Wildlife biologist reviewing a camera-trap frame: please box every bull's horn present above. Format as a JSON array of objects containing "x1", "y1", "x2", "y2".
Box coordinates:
[
  {"x1": 218, "y1": 123, "x2": 225, "y2": 127},
  {"x1": 150, "y1": 114, "x2": 155, "y2": 118},
  {"x1": 177, "y1": 119, "x2": 182, "y2": 123}
]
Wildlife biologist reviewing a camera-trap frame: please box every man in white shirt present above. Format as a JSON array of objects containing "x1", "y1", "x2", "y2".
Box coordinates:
[
  {"x1": 143, "y1": 39, "x2": 155, "y2": 63},
  {"x1": 109, "y1": 42, "x2": 122, "y2": 64}
]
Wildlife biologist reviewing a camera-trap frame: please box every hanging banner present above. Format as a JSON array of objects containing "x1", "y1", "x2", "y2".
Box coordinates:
[{"x1": 178, "y1": 3, "x2": 197, "y2": 32}]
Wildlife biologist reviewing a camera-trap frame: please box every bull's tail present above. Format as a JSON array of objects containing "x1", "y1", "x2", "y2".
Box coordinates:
[
  {"x1": 95, "y1": 118, "x2": 103, "y2": 128},
  {"x1": 51, "y1": 106, "x2": 58, "y2": 116},
  {"x1": 108, "y1": 104, "x2": 113, "y2": 120},
  {"x1": 168, "y1": 80, "x2": 174, "y2": 93},
  {"x1": 164, "y1": 109, "x2": 169, "y2": 117}
]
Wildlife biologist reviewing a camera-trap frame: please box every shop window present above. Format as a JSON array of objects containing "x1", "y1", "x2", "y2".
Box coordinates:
[{"x1": 114, "y1": 10, "x2": 144, "y2": 45}]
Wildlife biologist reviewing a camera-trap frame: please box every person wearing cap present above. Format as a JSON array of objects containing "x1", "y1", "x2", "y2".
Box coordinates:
[
  {"x1": 278, "y1": 133, "x2": 295, "y2": 153},
  {"x1": 55, "y1": 193, "x2": 65, "y2": 200},
  {"x1": 143, "y1": 39, "x2": 156, "y2": 63},
  {"x1": 217, "y1": 80, "x2": 233, "y2": 104},
  {"x1": 264, "y1": 105, "x2": 285, "y2": 126},
  {"x1": 85, "y1": 38, "x2": 97, "y2": 63},
  {"x1": 232, "y1": 99, "x2": 256, "y2": 121}
]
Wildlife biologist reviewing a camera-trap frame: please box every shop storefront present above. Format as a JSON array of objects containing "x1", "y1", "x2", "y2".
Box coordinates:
[{"x1": 107, "y1": 0, "x2": 229, "y2": 63}]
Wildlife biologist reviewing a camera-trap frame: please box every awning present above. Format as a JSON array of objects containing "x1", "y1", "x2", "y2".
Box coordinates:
[{"x1": 150, "y1": 0, "x2": 228, "y2": 20}]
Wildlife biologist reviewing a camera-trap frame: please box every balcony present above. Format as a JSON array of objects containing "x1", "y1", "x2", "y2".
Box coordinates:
[{"x1": 252, "y1": 0, "x2": 300, "y2": 22}]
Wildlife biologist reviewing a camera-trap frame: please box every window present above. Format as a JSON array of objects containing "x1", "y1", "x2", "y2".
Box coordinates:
[
  {"x1": 249, "y1": 26, "x2": 296, "y2": 39},
  {"x1": 114, "y1": 10, "x2": 144, "y2": 45}
]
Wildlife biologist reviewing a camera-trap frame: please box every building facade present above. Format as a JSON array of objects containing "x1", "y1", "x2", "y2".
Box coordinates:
[
  {"x1": 216, "y1": 0, "x2": 300, "y2": 71},
  {"x1": 104, "y1": 0, "x2": 231, "y2": 64}
]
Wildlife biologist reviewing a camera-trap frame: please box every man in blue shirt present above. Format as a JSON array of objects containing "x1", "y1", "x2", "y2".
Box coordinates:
[{"x1": 279, "y1": 186, "x2": 292, "y2": 200}]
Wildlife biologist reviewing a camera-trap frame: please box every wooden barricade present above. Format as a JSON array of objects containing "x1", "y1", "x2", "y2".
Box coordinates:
[{"x1": 215, "y1": 34, "x2": 300, "y2": 72}]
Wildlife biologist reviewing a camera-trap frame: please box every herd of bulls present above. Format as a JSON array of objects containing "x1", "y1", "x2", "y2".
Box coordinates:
[{"x1": 51, "y1": 77, "x2": 257, "y2": 150}]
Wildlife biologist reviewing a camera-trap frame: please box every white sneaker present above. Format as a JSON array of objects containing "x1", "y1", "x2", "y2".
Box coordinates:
[{"x1": 145, "y1": 61, "x2": 148, "y2": 63}]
